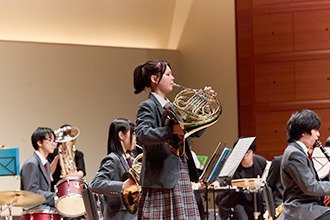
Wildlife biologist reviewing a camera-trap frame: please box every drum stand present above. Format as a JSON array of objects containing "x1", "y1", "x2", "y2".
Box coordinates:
[{"x1": 0, "y1": 203, "x2": 14, "y2": 220}]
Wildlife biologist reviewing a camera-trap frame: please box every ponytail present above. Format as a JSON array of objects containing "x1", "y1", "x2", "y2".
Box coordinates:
[
  {"x1": 133, "y1": 60, "x2": 170, "y2": 94},
  {"x1": 133, "y1": 64, "x2": 146, "y2": 94}
]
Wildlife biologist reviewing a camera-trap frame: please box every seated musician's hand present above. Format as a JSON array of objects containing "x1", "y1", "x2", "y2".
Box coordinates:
[
  {"x1": 203, "y1": 86, "x2": 217, "y2": 98},
  {"x1": 208, "y1": 181, "x2": 220, "y2": 189}
]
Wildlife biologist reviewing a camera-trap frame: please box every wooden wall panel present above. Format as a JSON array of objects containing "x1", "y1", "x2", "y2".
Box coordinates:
[
  {"x1": 255, "y1": 111, "x2": 291, "y2": 157},
  {"x1": 294, "y1": 10, "x2": 330, "y2": 51},
  {"x1": 255, "y1": 62, "x2": 295, "y2": 103},
  {"x1": 253, "y1": 13, "x2": 293, "y2": 54},
  {"x1": 314, "y1": 108, "x2": 330, "y2": 142},
  {"x1": 253, "y1": 0, "x2": 290, "y2": 6},
  {"x1": 237, "y1": 0, "x2": 330, "y2": 160},
  {"x1": 295, "y1": 59, "x2": 330, "y2": 100}
]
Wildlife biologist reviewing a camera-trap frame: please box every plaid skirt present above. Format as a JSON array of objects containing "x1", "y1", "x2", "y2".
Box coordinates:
[{"x1": 137, "y1": 159, "x2": 200, "y2": 220}]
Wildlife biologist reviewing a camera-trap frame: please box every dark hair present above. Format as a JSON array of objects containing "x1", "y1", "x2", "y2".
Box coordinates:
[
  {"x1": 287, "y1": 109, "x2": 321, "y2": 143},
  {"x1": 249, "y1": 140, "x2": 256, "y2": 153},
  {"x1": 31, "y1": 127, "x2": 55, "y2": 150},
  {"x1": 107, "y1": 118, "x2": 135, "y2": 155},
  {"x1": 133, "y1": 60, "x2": 170, "y2": 94}
]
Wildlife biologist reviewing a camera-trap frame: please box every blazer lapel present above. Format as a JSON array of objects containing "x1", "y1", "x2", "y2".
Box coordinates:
[
  {"x1": 118, "y1": 154, "x2": 130, "y2": 172},
  {"x1": 292, "y1": 142, "x2": 320, "y2": 180},
  {"x1": 149, "y1": 93, "x2": 165, "y2": 126},
  {"x1": 34, "y1": 152, "x2": 51, "y2": 185}
]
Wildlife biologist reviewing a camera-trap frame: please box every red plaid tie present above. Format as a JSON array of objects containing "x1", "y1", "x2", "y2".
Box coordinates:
[{"x1": 44, "y1": 163, "x2": 48, "y2": 172}]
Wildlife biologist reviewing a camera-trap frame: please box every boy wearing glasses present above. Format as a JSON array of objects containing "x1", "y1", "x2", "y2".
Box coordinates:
[{"x1": 20, "y1": 127, "x2": 57, "y2": 211}]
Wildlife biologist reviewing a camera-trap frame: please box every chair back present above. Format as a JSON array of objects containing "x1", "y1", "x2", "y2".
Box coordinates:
[{"x1": 81, "y1": 182, "x2": 101, "y2": 220}]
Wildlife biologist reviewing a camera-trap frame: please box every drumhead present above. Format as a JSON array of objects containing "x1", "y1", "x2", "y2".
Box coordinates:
[
  {"x1": 55, "y1": 177, "x2": 84, "y2": 186},
  {"x1": 22, "y1": 209, "x2": 58, "y2": 215}
]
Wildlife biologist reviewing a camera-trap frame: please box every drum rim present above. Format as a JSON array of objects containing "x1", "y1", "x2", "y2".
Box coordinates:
[
  {"x1": 55, "y1": 176, "x2": 84, "y2": 186},
  {"x1": 56, "y1": 193, "x2": 83, "y2": 202},
  {"x1": 55, "y1": 196, "x2": 86, "y2": 217},
  {"x1": 22, "y1": 209, "x2": 59, "y2": 214}
]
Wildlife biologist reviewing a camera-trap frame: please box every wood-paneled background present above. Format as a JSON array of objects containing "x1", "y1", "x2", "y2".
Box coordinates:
[{"x1": 236, "y1": 0, "x2": 330, "y2": 160}]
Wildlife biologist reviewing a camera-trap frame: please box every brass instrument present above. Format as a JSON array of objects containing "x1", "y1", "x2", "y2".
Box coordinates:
[
  {"x1": 54, "y1": 126, "x2": 80, "y2": 176},
  {"x1": 162, "y1": 83, "x2": 222, "y2": 156},
  {"x1": 267, "y1": 203, "x2": 283, "y2": 220},
  {"x1": 275, "y1": 203, "x2": 283, "y2": 219},
  {"x1": 121, "y1": 153, "x2": 143, "y2": 214}
]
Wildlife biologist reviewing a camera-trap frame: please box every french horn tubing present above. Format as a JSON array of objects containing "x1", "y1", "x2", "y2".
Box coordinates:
[
  {"x1": 121, "y1": 152, "x2": 143, "y2": 214},
  {"x1": 161, "y1": 82, "x2": 222, "y2": 156}
]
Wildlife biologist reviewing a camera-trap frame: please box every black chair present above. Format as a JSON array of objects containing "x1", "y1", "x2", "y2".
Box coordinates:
[
  {"x1": 81, "y1": 182, "x2": 101, "y2": 220},
  {"x1": 263, "y1": 182, "x2": 276, "y2": 220}
]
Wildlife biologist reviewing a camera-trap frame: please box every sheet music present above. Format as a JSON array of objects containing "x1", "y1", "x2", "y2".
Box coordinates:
[
  {"x1": 218, "y1": 137, "x2": 256, "y2": 178},
  {"x1": 200, "y1": 142, "x2": 229, "y2": 183}
]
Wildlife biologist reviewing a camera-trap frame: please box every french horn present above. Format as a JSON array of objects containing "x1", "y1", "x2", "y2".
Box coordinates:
[
  {"x1": 121, "y1": 153, "x2": 143, "y2": 214},
  {"x1": 162, "y1": 83, "x2": 222, "y2": 156}
]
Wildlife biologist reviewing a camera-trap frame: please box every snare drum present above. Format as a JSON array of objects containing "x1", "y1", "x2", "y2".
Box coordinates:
[
  {"x1": 22, "y1": 210, "x2": 61, "y2": 220},
  {"x1": 55, "y1": 177, "x2": 85, "y2": 217}
]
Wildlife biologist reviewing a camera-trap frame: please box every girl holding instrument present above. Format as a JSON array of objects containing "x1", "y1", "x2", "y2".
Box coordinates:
[{"x1": 133, "y1": 60, "x2": 216, "y2": 219}]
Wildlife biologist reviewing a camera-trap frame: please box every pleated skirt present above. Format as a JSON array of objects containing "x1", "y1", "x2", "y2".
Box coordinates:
[{"x1": 138, "y1": 159, "x2": 200, "y2": 220}]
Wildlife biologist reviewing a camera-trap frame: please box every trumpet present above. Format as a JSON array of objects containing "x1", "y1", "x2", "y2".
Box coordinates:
[{"x1": 162, "y1": 83, "x2": 222, "y2": 156}]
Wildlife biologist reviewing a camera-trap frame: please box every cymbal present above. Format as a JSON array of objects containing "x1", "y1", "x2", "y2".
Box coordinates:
[{"x1": 0, "y1": 190, "x2": 46, "y2": 207}]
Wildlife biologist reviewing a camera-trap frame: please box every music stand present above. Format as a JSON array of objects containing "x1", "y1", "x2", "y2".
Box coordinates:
[
  {"x1": 0, "y1": 147, "x2": 20, "y2": 220},
  {"x1": 199, "y1": 142, "x2": 231, "y2": 219},
  {"x1": 219, "y1": 137, "x2": 256, "y2": 178},
  {"x1": 0, "y1": 147, "x2": 20, "y2": 177},
  {"x1": 217, "y1": 137, "x2": 256, "y2": 219}
]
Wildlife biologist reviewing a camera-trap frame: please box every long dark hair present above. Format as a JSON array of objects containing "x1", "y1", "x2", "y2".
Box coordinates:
[
  {"x1": 107, "y1": 118, "x2": 135, "y2": 155},
  {"x1": 133, "y1": 60, "x2": 170, "y2": 94}
]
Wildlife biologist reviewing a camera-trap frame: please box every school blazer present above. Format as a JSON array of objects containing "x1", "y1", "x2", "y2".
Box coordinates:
[
  {"x1": 20, "y1": 152, "x2": 55, "y2": 210},
  {"x1": 91, "y1": 153, "x2": 136, "y2": 220},
  {"x1": 279, "y1": 142, "x2": 330, "y2": 220},
  {"x1": 135, "y1": 93, "x2": 199, "y2": 189}
]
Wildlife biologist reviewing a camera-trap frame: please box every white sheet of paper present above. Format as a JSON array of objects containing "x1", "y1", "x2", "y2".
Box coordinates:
[{"x1": 219, "y1": 137, "x2": 256, "y2": 178}]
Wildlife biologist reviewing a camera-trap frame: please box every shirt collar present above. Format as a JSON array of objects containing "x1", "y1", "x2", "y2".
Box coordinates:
[
  {"x1": 296, "y1": 141, "x2": 308, "y2": 156},
  {"x1": 151, "y1": 92, "x2": 171, "y2": 108},
  {"x1": 35, "y1": 150, "x2": 48, "y2": 166}
]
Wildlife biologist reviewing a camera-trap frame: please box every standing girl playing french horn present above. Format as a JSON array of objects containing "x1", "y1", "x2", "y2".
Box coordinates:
[{"x1": 133, "y1": 60, "x2": 217, "y2": 220}]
